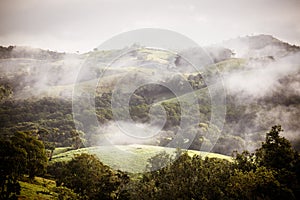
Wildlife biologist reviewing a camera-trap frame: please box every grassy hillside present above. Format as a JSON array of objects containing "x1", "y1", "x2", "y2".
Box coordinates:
[
  {"x1": 51, "y1": 144, "x2": 232, "y2": 173},
  {"x1": 18, "y1": 177, "x2": 57, "y2": 200},
  {"x1": 18, "y1": 176, "x2": 79, "y2": 200}
]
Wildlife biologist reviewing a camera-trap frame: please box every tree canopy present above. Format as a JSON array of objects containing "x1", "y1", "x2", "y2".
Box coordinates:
[{"x1": 56, "y1": 153, "x2": 129, "y2": 200}]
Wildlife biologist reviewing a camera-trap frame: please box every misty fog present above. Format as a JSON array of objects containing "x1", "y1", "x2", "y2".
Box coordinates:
[{"x1": 1, "y1": 34, "x2": 300, "y2": 155}]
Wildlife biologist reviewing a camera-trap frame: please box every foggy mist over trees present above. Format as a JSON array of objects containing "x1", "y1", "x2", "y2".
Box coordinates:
[{"x1": 1, "y1": 34, "x2": 300, "y2": 199}]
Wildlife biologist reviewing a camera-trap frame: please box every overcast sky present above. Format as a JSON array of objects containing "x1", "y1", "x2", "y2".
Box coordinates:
[{"x1": 0, "y1": 0, "x2": 299, "y2": 53}]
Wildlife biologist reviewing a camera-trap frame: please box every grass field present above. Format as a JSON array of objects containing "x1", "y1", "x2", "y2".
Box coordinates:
[
  {"x1": 18, "y1": 177, "x2": 57, "y2": 200},
  {"x1": 51, "y1": 144, "x2": 232, "y2": 173}
]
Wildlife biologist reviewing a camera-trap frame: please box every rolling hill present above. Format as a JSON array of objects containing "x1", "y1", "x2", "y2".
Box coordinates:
[{"x1": 50, "y1": 144, "x2": 232, "y2": 173}]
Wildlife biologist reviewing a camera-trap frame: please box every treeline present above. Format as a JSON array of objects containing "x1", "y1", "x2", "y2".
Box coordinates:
[
  {"x1": 0, "y1": 98, "x2": 86, "y2": 151},
  {"x1": 130, "y1": 126, "x2": 300, "y2": 199},
  {"x1": 0, "y1": 46, "x2": 65, "y2": 60},
  {"x1": 1, "y1": 125, "x2": 300, "y2": 199},
  {"x1": 43, "y1": 126, "x2": 300, "y2": 199}
]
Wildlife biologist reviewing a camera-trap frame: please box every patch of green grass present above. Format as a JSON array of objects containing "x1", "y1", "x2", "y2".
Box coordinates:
[
  {"x1": 53, "y1": 147, "x2": 72, "y2": 156},
  {"x1": 215, "y1": 58, "x2": 246, "y2": 73},
  {"x1": 50, "y1": 144, "x2": 232, "y2": 173},
  {"x1": 187, "y1": 149, "x2": 233, "y2": 160},
  {"x1": 184, "y1": 58, "x2": 246, "y2": 77},
  {"x1": 139, "y1": 48, "x2": 172, "y2": 64},
  {"x1": 18, "y1": 177, "x2": 57, "y2": 200},
  {"x1": 154, "y1": 86, "x2": 209, "y2": 106}
]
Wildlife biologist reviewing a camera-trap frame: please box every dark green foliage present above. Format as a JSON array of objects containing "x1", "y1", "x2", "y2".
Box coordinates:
[
  {"x1": 161, "y1": 102, "x2": 181, "y2": 128},
  {"x1": 0, "y1": 84, "x2": 13, "y2": 101},
  {"x1": 187, "y1": 73, "x2": 206, "y2": 89},
  {"x1": 232, "y1": 150, "x2": 257, "y2": 172},
  {"x1": 127, "y1": 126, "x2": 300, "y2": 199},
  {"x1": 0, "y1": 140, "x2": 26, "y2": 199},
  {"x1": 226, "y1": 167, "x2": 295, "y2": 200},
  {"x1": 95, "y1": 93, "x2": 113, "y2": 123},
  {"x1": 255, "y1": 125, "x2": 300, "y2": 198},
  {"x1": 231, "y1": 125, "x2": 300, "y2": 199},
  {"x1": 130, "y1": 151, "x2": 232, "y2": 200},
  {"x1": 0, "y1": 131, "x2": 47, "y2": 198},
  {"x1": 56, "y1": 153, "x2": 129, "y2": 200},
  {"x1": 0, "y1": 98, "x2": 85, "y2": 147},
  {"x1": 255, "y1": 125, "x2": 297, "y2": 170},
  {"x1": 11, "y1": 132, "x2": 48, "y2": 180},
  {"x1": 129, "y1": 103, "x2": 150, "y2": 122},
  {"x1": 145, "y1": 151, "x2": 173, "y2": 172}
]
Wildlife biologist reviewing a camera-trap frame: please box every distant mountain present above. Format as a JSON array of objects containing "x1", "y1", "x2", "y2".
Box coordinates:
[{"x1": 221, "y1": 34, "x2": 300, "y2": 59}]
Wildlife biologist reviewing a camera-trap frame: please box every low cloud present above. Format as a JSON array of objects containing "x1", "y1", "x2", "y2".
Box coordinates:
[{"x1": 96, "y1": 121, "x2": 161, "y2": 146}]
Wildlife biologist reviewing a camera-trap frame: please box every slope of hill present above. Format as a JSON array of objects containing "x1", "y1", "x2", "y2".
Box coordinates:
[
  {"x1": 50, "y1": 144, "x2": 232, "y2": 173},
  {"x1": 222, "y1": 34, "x2": 300, "y2": 58},
  {"x1": 18, "y1": 177, "x2": 57, "y2": 200}
]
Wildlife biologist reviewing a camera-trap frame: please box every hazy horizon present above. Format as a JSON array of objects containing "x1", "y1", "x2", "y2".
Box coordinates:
[{"x1": 0, "y1": 0, "x2": 300, "y2": 53}]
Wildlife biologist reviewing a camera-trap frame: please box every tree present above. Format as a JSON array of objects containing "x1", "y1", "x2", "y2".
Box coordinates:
[
  {"x1": 226, "y1": 166, "x2": 295, "y2": 200},
  {"x1": 255, "y1": 125, "x2": 298, "y2": 170},
  {"x1": 145, "y1": 151, "x2": 172, "y2": 172},
  {"x1": 0, "y1": 139, "x2": 27, "y2": 199},
  {"x1": 56, "y1": 153, "x2": 129, "y2": 200},
  {"x1": 11, "y1": 131, "x2": 48, "y2": 180},
  {"x1": 69, "y1": 130, "x2": 85, "y2": 149},
  {"x1": 232, "y1": 150, "x2": 257, "y2": 172},
  {"x1": 0, "y1": 84, "x2": 12, "y2": 101},
  {"x1": 233, "y1": 125, "x2": 300, "y2": 199},
  {"x1": 255, "y1": 125, "x2": 300, "y2": 198},
  {"x1": 131, "y1": 151, "x2": 232, "y2": 200}
]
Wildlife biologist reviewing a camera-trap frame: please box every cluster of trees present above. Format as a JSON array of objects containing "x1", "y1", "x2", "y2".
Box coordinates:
[
  {"x1": 48, "y1": 154, "x2": 130, "y2": 200},
  {"x1": 128, "y1": 125, "x2": 300, "y2": 199},
  {"x1": 0, "y1": 130, "x2": 85, "y2": 199},
  {"x1": 1, "y1": 125, "x2": 300, "y2": 199},
  {"x1": 46, "y1": 125, "x2": 300, "y2": 199},
  {"x1": 0, "y1": 98, "x2": 85, "y2": 148},
  {"x1": 187, "y1": 73, "x2": 206, "y2": 89},
  {"x1": 0, "y1": 84, "x2": 12, "y2": 101},
  {"x1": 0, "y1": 132, "x2": 48, "y2": 199}
]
